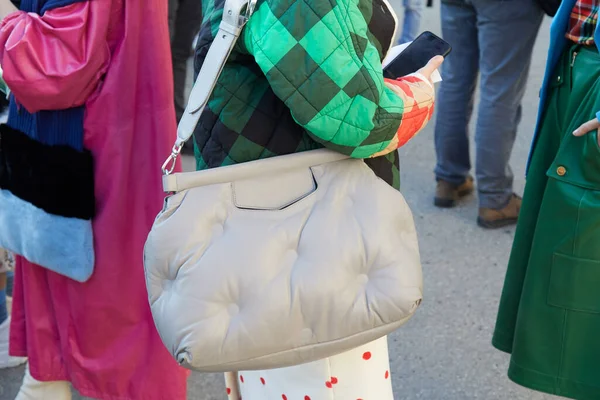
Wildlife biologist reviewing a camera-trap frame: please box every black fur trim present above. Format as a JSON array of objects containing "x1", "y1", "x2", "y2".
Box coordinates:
[{"x1": 0, "y1": 124, "x2": 95, "y2": 220}]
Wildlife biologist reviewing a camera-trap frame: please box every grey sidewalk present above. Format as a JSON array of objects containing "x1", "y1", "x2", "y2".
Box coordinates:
[{"x1": 0, "y1": 3, "x2": 561, "y2": 400}]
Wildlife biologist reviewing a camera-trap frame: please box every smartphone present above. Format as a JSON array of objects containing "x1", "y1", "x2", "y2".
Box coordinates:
[{"x1": 383, "y1": 31, "x2": 451, "y2": 80}]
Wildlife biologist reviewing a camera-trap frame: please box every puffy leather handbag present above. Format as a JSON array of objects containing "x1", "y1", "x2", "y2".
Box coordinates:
[{"x1": 144, "y1": 0, "x2": 423, "y2": 372}]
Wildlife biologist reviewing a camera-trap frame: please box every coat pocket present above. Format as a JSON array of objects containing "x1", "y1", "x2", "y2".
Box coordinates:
[
  {"x1": 547, "y1": 130, "x2": 600, "y2": 191},
  {"x1": 548, "y1": 253, "x2": 600, "y2": 314}
]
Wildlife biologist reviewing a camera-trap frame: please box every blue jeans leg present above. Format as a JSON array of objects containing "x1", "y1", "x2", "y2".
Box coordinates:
[
  {"x1": 400, "y1": 0, "x2": 424, "y2": 43},
  {"x1": 473, "y1": 0, "x2": 543, "y2": 209},
  {"x1": 434, "y1": 1, "x2": 479, "y2": 186}
]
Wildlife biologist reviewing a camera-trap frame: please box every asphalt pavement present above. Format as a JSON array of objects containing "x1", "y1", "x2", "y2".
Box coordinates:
[{"x1": 0, "y1": 3, "x2": 563, "y2": 399}]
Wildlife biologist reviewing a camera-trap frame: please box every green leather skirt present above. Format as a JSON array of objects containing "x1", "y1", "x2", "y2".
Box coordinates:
[{"x1": 493, "y1": 44, "x2": 600, "y2": 399}]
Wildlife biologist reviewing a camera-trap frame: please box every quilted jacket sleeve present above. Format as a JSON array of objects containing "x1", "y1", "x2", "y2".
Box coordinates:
[
  {"x1": 243, "y1": 0, "x2": 434, "y2": 158},
  {"x1": 0, "y1": 1, "x2": 112, "y2": 113}
]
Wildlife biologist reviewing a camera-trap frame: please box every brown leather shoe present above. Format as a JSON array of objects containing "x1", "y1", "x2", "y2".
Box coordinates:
[
  {"x1": 434, "y1": 176, "x2": 475, "y2": 208},
  {"x1": 477, "y1": 194, "x2": 522, "y2": 229}
]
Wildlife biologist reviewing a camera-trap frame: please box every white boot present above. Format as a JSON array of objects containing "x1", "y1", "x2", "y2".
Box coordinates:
[
  {"x1": 15, "y1": 365, "x2": 72, "y2": 400},
  {"x1": 0, "y1": 317, "x2": 26, "y2": 369}
]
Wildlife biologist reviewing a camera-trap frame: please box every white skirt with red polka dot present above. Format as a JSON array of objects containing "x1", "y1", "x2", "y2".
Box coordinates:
[{"x1": 224, "y1": 336, "x2": 393, "y2": 400}]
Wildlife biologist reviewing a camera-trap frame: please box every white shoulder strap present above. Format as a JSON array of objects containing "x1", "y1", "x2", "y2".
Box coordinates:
[{"x1": 162, "y1": 0, "x2": 257, "y2": 175}]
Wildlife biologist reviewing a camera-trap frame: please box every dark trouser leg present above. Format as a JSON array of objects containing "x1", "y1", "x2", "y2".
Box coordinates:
[
  {"x1": 472, "y1": 0, "x2": 543, "y2": 209},
  {"x1": 170, "y1": 0, "x2": 203, "y2": 123},
  {"x1": 434, "y1": 0, "x2": 479, "y2": 186}
]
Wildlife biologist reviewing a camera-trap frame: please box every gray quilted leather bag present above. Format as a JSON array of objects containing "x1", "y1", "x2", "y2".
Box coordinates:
[{"x1": 144, "y1": 0, "x2": 423, "y2": 372}]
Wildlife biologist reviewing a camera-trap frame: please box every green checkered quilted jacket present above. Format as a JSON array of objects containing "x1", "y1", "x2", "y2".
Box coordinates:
[{"x1": 193, "y1": 0, "x2": 408, "y2": 189}]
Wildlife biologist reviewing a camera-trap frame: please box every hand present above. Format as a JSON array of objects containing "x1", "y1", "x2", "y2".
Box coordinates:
[
  {"x1": 573, "y1": 118, "x2": 600, "y2": 146},
  {"x1": 416, "y1": 56, "x2": 444, "y2": 84}
]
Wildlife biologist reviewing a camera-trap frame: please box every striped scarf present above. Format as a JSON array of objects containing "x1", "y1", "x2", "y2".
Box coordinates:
[{"x1": 0, "y1": 0, "x2": 95, "y2": 282}]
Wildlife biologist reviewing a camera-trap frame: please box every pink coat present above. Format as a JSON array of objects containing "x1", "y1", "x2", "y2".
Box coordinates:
[{"x1": 1, "y1": 1, "x2": 188, "y2": 399}]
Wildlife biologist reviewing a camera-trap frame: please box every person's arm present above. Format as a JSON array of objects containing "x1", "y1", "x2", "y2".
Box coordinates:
[
  {"x1": 0, "y1": 1, "x2": 112, "y2": 113},
  {"x1": 371, "y1": 63, "x2": 441, "y2": 157},
  {"x1": 242, "y1": 0, "x2": 440, "y2": 158}
]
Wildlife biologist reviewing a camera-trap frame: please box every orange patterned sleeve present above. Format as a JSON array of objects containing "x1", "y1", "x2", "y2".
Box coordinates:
[{"x1": 370, "y1": 74, "x2": 435, "y2": 158}]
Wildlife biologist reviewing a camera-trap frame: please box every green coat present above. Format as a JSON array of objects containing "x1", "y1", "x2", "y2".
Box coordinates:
[{"x1": 493, "y1": 44, "x2": 600, "y2": 400}]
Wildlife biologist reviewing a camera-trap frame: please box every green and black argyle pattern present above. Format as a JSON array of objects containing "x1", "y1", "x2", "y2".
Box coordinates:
[{"x1": 193, "y1": 0, "x2": 403, "y2": 188}]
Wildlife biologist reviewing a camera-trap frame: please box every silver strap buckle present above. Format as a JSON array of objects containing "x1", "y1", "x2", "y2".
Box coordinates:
[
  {"x1": 161, "y1": 144, "x2": 183, "y2": 176},
  {"x1": 243, "y1": 0, "x2": 257, "y2": 23}
]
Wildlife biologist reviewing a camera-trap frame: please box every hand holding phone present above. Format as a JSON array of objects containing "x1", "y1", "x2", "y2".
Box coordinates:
[{"x1": 383, "y1": 31, "x2": 451, "y2": 80}]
